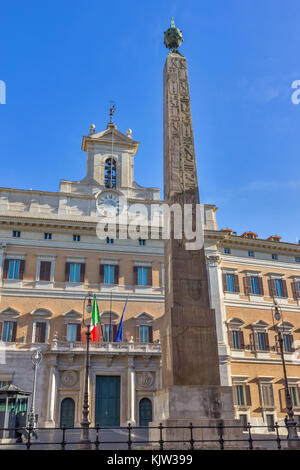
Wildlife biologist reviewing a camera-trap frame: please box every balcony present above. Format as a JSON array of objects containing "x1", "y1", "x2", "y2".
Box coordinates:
[{"x1": 49, "y1": 340, "x2": 161, "y2": 354}]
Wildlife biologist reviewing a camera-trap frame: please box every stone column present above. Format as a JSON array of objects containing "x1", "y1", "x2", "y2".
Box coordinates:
[
  {"x1": 206, "y1": 253, "x2": 231, "y2": 386},
  {"x1": 46, "y1": 356, "x2": 58, "y2": 427},
  {"x1": 127, "y1": 357, "x2": 136, "y2": 424}
]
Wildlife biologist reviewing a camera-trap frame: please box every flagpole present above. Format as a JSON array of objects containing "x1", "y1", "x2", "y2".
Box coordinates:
[{"x1": 109, "y1": 289, "x2": 112, "y2": 342}]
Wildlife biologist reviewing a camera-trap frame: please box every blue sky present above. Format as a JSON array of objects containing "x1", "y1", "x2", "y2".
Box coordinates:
[{"x1": 1, "y1": 0, "x2": 300, "y2": 243}]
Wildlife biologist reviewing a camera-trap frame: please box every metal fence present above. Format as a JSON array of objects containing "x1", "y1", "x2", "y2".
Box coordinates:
[{"x1": 0, "y1": 421, "x2": 299, "y2": 450}]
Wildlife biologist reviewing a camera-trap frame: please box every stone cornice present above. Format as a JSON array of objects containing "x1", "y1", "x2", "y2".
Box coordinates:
[{"x1": 206, "y1": 230, "x2": 300, "y2": 254}]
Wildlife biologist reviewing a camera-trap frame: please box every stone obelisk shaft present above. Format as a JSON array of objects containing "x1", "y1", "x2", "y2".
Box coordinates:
[{"x1": 162, "y1": 52, "x2": 220, "y2": 387}]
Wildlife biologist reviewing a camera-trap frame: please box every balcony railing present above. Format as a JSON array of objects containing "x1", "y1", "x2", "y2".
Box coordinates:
[{"x1": 50, "y1": 340, "x2": 161, "y2": 353}]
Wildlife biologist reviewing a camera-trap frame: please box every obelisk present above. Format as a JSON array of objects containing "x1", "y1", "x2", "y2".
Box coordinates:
[{"x1": 151, "y1": 20, "x2": 239, "y2": 447}]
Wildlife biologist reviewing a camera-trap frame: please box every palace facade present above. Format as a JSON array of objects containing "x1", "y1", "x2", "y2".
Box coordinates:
[{"x1": 0, "y1": 120, "x2": 299, "y2": 433}]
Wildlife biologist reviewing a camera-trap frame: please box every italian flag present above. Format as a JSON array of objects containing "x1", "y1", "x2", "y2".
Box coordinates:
[{"x1": 90, "y1": 295, "x2": 101, "y2": 342}]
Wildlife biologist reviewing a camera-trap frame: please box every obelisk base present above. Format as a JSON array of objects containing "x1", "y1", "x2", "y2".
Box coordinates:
[{"x1": 150, "y1": 386, "x2": 244, "y2": 449}]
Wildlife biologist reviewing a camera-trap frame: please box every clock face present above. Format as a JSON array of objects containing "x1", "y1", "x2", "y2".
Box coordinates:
[{"x1": 97, "y1": 191, "x2": 124, "y2": 217}]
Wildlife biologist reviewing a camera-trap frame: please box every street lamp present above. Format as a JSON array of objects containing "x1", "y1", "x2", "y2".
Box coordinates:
[
  {"x1": 272, "y1": 300, "x2": 300, "y2": 448},
  {"x1": 28, "y1": 349, "x2": 43, "y2": 433},
  {"x1": 79, "y1": 292, "x2": 93, "y2": 450}
]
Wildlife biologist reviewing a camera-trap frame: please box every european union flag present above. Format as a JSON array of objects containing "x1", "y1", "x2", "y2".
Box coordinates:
[{"x1": 114, "y1": 297, "x2": 128, "y2": 342}]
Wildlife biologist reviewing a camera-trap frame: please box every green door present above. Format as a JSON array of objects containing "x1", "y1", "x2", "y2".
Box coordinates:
[
  {"x1": 95, "y1": 376, "x2": 120, "y2": 426},
  {"x1": 139, "y1": 398, "x2": 152, "y2": 426},
  {"x1": 60, "y1": 398, "x2": 75, "y2": 428}
]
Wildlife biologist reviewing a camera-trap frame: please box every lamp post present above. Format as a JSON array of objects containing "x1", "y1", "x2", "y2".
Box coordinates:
[
  {"x1": 79, "y1": 292, "x2": 93, "y2": 450},
  {"x1": 272, "y1": 300, "x2": 300, "y2": 448},
  {"x1": 28, "y1": 349, "x2": 42, "y2": 433}
]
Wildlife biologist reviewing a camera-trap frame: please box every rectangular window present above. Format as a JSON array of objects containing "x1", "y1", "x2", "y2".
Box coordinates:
[
  {"x1": 139, "y1": 239, "x2": 146, "y2": 246},
  {"x1": 7, "y1": 259, "x2": 20, "y2": 280},
  {"x1": 35, "y1": 322, "x2": 46, "y2": 343},
  {"x1": 295, "y1": 257, "x2": 300, "y2": 263},
  {"x1": 248, "y1": 251, "x2": 255, "y2": 257},
  {"x1": 73, "y1": 235, "x2": 80, "y2": 242},
  {"x1": 226, "y1": 273, "x2": 235, "y2": 292},
  {"x1": 275, "y1": 279, "x2": 283, "y2": 297},
  {"x1": 224, "y1": 248, "x2": 231, "y2": 254},
  {"x1": 69, "y1": 263, "x2": 81, "y2": 283},
  {"x1": 67, "y1": 324, "x2": 78, "y2": 342},
  {"x1": 272, "y1": 254, "x2": 278, "y2": 260},
  {"x1": 104, "y1": 265, "x2": 115, "y2": 284},
  {"x1": 106, "y1": 237, "x2": 114, "y2": 244},
  {"x1": 138, "y1": 267, "x2": 148, "y2": 286},
  {"x1": 239, "y1": 414, "x2": 248, "y2": 431},
  {"x1": 139, "y1": 325, "x2": 149, "y2": 343},
  {"x1": 266, "y1": 414, "x2": 275, "y2": 432},
  {"x1": 257, "y1": 332, "x2": 267, "y2": 351},
  {"x1": 250, "y1": 276, "x2": 259, "y2": 295},
  {"x1": 289, "y1": 387, "x2": 299, "y2": 407},
  {"x1": 261, "y1": 383, "x2": 274, "y2": 407},
  {"x1": 2, "y1": 321, "x2": 16, "y2": 342},
  {"x1": 103, "y1": 324, "x2": 114, "y2": 342},
  {"x1": 39, "y1": 261, "x2": 51, "y2": 281},
  {"x1": 283, "y1": 334, "x2": 292, "y2": 352},
  {"x1": 44, "y1": 233, "x2": 52, "y2": 240},
  {"x1": 12, "y1": 231, "x2": 20, "y2": 238},
  {"x1": 235, "y1": 385, "x2": 245, "y2": 406},
  {"x1": 232, "y1": 331, "x2": 240, "y2": 349},
  {"x1": 297, "y1": 282, "x2": 300, "y2": 294}
]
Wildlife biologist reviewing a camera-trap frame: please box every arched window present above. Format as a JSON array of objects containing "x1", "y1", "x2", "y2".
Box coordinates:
[
  {"x1": 104, "y1": 158, "x2": 117, "y2": 189},
  {"x1": 60, "y1": 397, "x2": 75, "y2": 428},
  {"x1": 139, "y1": 398, "x2": 152, "y2": 426}
]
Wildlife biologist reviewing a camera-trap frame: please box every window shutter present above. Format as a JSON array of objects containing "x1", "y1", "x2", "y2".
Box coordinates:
[
  {"x1": 114, "y1": 265, "x2": 119, "y2": 285},
  {"x1": 135, "y1": 326, "x2": 140, "y2": 343},
  {"x1": 65, "y1": 263, "x2": 70, "y2": 282},
  {"x1": 0, "y1": 323, "x2": 3, "y2": 340},
  {"x1": 251, "y1": 332, "x2": 258, "y2": 351},
  {"x1": 19, "y1": 260, "x2": 25, "y2": 280},
  {"x1": 12, "y1": 322, "x2": 17, "y2": 342},
  {"x1": 133, "y1": 266, "x2": 138, "y2": 286},
  {"x1": 100, "y1": 264, "x2": 104, "y2": 283},
  {"x1": 64, "y1": 323, "x2": 68, "y2": 341},
  {"x1": 228, "y1": 330, "x2": 234, "y2": 348},
  {"x1": 239, "y1": 331, "x2": 245, "y2": 350},
  {"x1": 292, "y1": 282, "x2": 300, "y2": 299},
  {"x1": 243, "y1": 276, "x2": 251, "y2": 295},
  {"x1": 233, "y1": 274, "x2": 240, "y2": 293},
  {"x1": 222, "y1": 273, "x2": 227, "y2": 292},
  {"x1": 76, "y1": 324, "x2": 81, "y2": 341},
  {"x1": 35, "y1": 323, "x2": 41, "y2": 343},
  {"x1": 289, "y1": 334, "x2": 295, "y2": 353},
  {"x1": 112, "y1": 324, "x2": 118, "y2": 342},
  {"x1": 245, "y1": 385, "x2": 252, "y2": 406},
  {"x1": 257, "y1": 276, "x2": 264, "y2": 296},
  {"x1": 281, "y1": 279, "x2": 288, "y2": 298},
  {"x1": 3, "y1": 259, "x2": 9, "y2": 279},
  {"x1": 80, "y1": 263, "x2": 85, "y2": 283},
  {"x1": 148, "y1": 267, "x2": 153, "y2": 286},
  {"x1": 149, "y1": 326, "x2": 153, "y2": 343},
  {"x1": 268, "y1": 279, "x2": 276, "y2": 297},
  {"x1": 39, "y1": 323, "x2": 46, "y2": 343},
  {"x1": 40, "y1": 261, "x2": 51, "y2": 281},
  {"x1": 264, "y1": 332, "x2": 270, "y2": 351}
]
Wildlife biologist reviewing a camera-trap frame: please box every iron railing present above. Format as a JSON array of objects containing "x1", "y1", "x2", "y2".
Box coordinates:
[{"x1": 0, "y1": 422, "x2": 298, "y2": 450}]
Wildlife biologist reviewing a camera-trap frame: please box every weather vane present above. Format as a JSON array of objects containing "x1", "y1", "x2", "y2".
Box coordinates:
[
  {"x1": 109, "y1": 104, "x2": 116, "y2": 122},
  {"x1": 164, "y1": 17, "x2": 183, "y2": 54}
]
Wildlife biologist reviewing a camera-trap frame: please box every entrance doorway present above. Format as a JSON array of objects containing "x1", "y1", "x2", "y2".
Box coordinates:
[
  {"x1": 95, "y1": 376, "x2": 120, "y2": 426},
  {"x1": 139, "y1": 398, "x2": 152, "y2": 427},
  {"x1": 60, "y1": 398, "x2": 75, "y2": 428}
]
